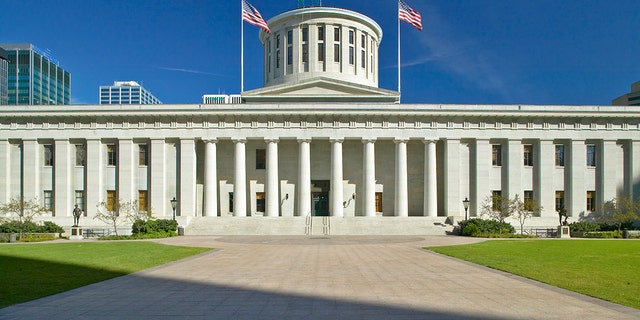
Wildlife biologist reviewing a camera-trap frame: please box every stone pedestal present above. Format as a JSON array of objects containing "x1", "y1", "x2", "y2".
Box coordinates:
[
  {"x1": 70, "y1": 226, "x2": 83, "y2": 240},
  {"x1": 557, "y1": 226, "x2": 570, "y2": 238}
]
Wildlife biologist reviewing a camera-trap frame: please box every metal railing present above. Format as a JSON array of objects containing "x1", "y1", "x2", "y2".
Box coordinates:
[{"x1": 305, "y1": 213, "x2": 330, "y2": 237}]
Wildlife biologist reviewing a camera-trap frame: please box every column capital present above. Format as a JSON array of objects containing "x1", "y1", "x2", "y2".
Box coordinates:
[
  {"x1": 202, "y1": 138, "x2": 218, "y2": 144},
  {"x1": 361, "y1": 138, "x2": 377, "y2": 144},
  {"x1": 393, "y1": 138, "x2": 408, "y2": 144},
  {"x1": 265, "y1": 138, "x2": 280, "y2": 143},
  {"x1": 232, "y1": 138, "x2": 247, "y2": 143},
  {"x1": 329, "y1": 138, "x2": 344, "y2": 143},
  {"x1": 422, "y1": 138, "x2": 438, "y2": 144},
  {"x1": 297, "y1": 138, "x2": 312, "y2": 143},
  {"x1": 54, "y1": 138, "x2": 69, "y2": 142}
]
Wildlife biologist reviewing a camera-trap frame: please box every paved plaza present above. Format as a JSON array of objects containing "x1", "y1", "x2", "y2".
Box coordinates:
[{"x1": 1, "y1": 236, "x2": 639, "y2": 319}]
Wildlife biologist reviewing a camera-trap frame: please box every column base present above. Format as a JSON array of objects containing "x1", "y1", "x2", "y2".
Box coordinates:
[{"x1": 557, "y1": 226, "x2": 571, "y2": 238}]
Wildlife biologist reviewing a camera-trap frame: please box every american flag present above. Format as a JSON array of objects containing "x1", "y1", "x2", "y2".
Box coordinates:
[
  {"x1": 242, "y1": 0, "x2": 271, "y2": 33},
  {"x1": 399, "y1": 0, "x2": 422, "y2": 31}
]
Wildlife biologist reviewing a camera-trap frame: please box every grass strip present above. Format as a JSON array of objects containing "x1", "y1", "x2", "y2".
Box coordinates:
[
  {"x1": 427, "y1": 240, "x2": 640, "y2": 309},
  {"x1": 0, "y1": 241, "x2": 211, "y2": 308}
]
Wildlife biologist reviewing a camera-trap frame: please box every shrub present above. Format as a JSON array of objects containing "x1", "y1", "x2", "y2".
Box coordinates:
[
  {"x1": 583, "y1": 231, "x2": 619, "y2": 238},
  {"x1": 131, "y1": 219, "x2": 177, "y2": 235},
  {"x1": 568, "y1": 221, "x2": 600, "y2": 233},
  {"x1": 19, "y1": 233, "x2": 56, "y2": 242},
  {"x1": 39, "y1": 221, "x2": 65, "y2": 233},
  {"x1": 459, "y1": 218, "x2": 515, "y2": 237},
  {"x1": 599, "y1": 222, "x2": 634, "y2": 232}
]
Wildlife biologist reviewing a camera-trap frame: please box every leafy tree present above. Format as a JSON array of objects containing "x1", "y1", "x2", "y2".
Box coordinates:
[
  {"x1": 0, "y1": 197, "x2": 48, "y2": 237},
  {"x1": 595, "y1": 198, "x2": 640, "y2": 234},
  {"x1": 480, "y1": 194, "x2": 511, "y2": 224},
  {"x1": 95, "y1": 199, "x2": 152, "y2": 236},
  {"x1": 510, "y1": 194, "x2": 542, "y2": 234}
]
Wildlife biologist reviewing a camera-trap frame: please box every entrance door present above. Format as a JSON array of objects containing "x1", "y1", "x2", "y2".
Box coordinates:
[{"x1": 312, "y1": 192, "x2": 329, "y2": 216}]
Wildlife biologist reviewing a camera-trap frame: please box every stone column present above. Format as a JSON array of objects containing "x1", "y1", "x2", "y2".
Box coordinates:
[
  {"x1": 265, "y1": 139, "x2": 279, "y2": 217},
  {"x1": 630, "y1": 140, "x2": 640, "y2": 201},
  {"x1": 537, "y1": 139, "x2": 555, "y2": 218},
  {"x1": 203, "y1": 139, "x2": 218, "y2": 217},
  {"x1": 86, "y1": 139, "x2": 103, "y2": 216},
  {"x1": 472, "y1": 139, "x2": 490, "y2": 217},
  {"x1": 443, "y1": 138, "x2": 460, "y2": 216},
  {"x1": 330, "y1": 139, "x2": 344, "y2": 217},
  {"x1": 0, "y1": 139, "x2": 10, "y2": 204},
  {"x1": 598, "y1": 140, "x2": 618, "y2": 208},
  {"x1": 233, "y1": 139, "x2": 247, "y2": 217},
  {"x1": 298, "y1": 139, "x2": 311, "y2": 217},
  {"x1": 54, "y1": 139, "x2": 72, "y2": 217},
  {"x1": 363, "y1": 139, "x2": 376, "y2": 217},
  {"x1": 118, "y1": 139, "x2": 135, "y2": 202},
  {"x1": 22, "y1": 139, "x2": 39, "y2": 200},
  {"x1": 150, "y1": 139, "x2": 166, "y2": 217},
  {"x1": 505, "y1": 139, "x2": 523, "y2": 199},
  {"x1": 180, "y1": 138, "x2": 197, "y2": 217},
  {"x1": 568, "y1": 140, "x2": 586, "y2": 216},
  {"x1": 424, "y1": 139, "x2": 438, "y2": 217},
  {"x1": 394, "y1": 139, "x2": 408, "y2": 217}
]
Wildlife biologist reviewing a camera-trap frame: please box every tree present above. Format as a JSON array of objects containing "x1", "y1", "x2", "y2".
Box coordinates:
[
  {"x1": 510, "y1": 194, "x2": 542, "y2": 234},
  {"x1": 596, "y1": 198, "x2": 640, "y2": 233},
  {"x1": 94, "y1": 199, "x2": 152, "y2": 236},
  {"x1": 0, "y1": 197, "x2": 48, "y2": 237},
  {"x1": 480, "y1": 194, "x2": 510, "y2": 224}
]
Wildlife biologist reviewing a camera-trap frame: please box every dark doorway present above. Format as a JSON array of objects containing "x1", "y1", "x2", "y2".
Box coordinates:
[{"x1": 312, "y1": 192, "x2": 329, "y2": 216}]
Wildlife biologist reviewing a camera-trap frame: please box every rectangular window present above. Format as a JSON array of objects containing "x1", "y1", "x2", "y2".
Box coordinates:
[
  {"x1": 349, "y1": 30, "x2": 354, "y2": 44},
  {"x1": 138, "y1": 190, "x2": 148, "y2": 211},
  {"x1": 229, "y1": 192, "x2": 234, "y2": 213},
  {"x1": 334, "y1": 44, "x2": 340, "y2": 62},
  {"x1": 256, "y1": 149, "x2": 266, "y2": 169},
  {"x1": 375, "y1": 192, "x2": 383, "y2": 213},
  {"x1": 276, "y1": 50, "x2": 281, "y2": 68},
  {"x1": 44, "y1": 190, "x2": 54, "y2": 211},
  {"x1": 492, "y1": 145, "x2": 502, "y2": 166},
  {"x1": 555, "y1": 145, "x2": 564, "y2": 167},
  {"x1": 334, "y1": 27, "x2": 340, "y2": 41},
  {"x1": 75, "y1": 144, "x2": 86, "y2": 166},
  {"x1": 586, "y1": 144, "x2": 596, "y2": 167},
  {"x1": 44, "y1": 144, "x2": 54, "y2": 166},
  {"x1": 318, "y1": 26, "x2": 324, "y2": 41},
  {"x1": 139, "y1": 144, "x2": 148, "y2": 166},
  {"x1": 349, "y1": 47, "x2": 354, "y2": 65},
  {"x1": 302, "y1": 44, "x2": 309, "y2": 63},
  {"x1": 555, "y1": 191, "x2": 565, "y2": 212},
  {"x1": 286, "y1": 31, "x2": 291, "y2": 45},
  {"x1": 361, "y1": 50, "x2": 365, "y2": 68},
  {"x1": 107, "y1": 145, "x2": 117, "y2": 166},
  {"x1": 287, "y1": 46, "x2": 293, "y2": 65},
  {"x1": 524, "y1": 191, "x2": 534, "y2": 211},
  {"x1": 75, "y1": 190, "x2": 86, "y2": 215},
  {"x1": 107, "y1": 190, "x2": 116, "y2": 212},
  {"x1": 256, "y1": 192, "x2": 265, "y2": 213},
  {"x1": 318, "y1": 43, "x2": 325, "y2": 62},
  {"x1": 361, "y1": 34, "x2": 365, "y2": 47},
  {"x1": 492, "y1": 190, "x2": 502, "y2": 211},
  {"x1": 586, "y1": 191, "x2": 596, "y2": 212},
  {"x1": 302, "y1": 27, "x2": 308, "y2": 42},
  {"x1": 523, "y1": 145, "x2": 533, "y2": 166}
]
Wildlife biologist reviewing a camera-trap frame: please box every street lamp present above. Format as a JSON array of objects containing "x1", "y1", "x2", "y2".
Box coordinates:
[
  {"x1": 462, "y1": 197, "x2": 470, "y2": 221},
  {"x1": 170, "y1": 197, "x2": 177, "y2": 221}
]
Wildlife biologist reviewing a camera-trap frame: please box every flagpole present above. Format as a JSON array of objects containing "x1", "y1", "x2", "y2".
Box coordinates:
[
  {"x1": 241, "y1": 0, "x2": 244, "y2": 93},
  {"x1": 397, "y1": 1, "x2": 401, "y2": 104}
]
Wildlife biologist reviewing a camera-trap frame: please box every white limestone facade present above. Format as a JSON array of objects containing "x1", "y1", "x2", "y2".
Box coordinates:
[{"x1": 1, "y1": 104, "x2": 640, "y2": 234}]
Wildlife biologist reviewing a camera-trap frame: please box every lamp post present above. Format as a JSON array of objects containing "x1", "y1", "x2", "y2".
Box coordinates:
[
  {"x1": 462, "y1": 197, "x2": 470, "y2": 221},
  {"x1": 170, "y1": 197, "x2": 177, "y2": 221}
]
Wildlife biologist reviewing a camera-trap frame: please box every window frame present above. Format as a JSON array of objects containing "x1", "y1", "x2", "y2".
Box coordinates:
[
  {"x1": 492, "y1": 144, "x2": 502, "y2": 166},
  {"x1": 555, "y1": 144, "x2": 564, "y2": 167},
  {"x1": 44, "y1": 144, "x2": 54, "y2": 166},
  {"x1": 586, "y1": 144, "x2": 596, "y2": 167},
  {"x1": 523, "y1": 144, "x2": 533, "y2": 167}
]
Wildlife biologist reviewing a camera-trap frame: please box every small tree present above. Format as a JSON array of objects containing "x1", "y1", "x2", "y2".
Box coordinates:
[
  {"x1": 95, "y1": 199, "x2": 152, "y2": 236},
  {"x1": 597, "y1": 198, "x2": 640, "y2": 234},
  {"x1": 510, "y1": 194, "x2": 542, "y2": 234},
  {"x1": 124, "y1": 201, "x2": 153, "y2": 235},
  {"x1": 0, "y1": 197, "x2": 48, "y2": 225},
  {"x1": 480, "y1": 194, "x2": 511, "y2": 224}
]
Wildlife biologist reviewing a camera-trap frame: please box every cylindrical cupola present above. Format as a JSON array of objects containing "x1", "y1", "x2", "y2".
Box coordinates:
[{"x1": 259, "y1": 7, "x2": 383, "y2": 88}]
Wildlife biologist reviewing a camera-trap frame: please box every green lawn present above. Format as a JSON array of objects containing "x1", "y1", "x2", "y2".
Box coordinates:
[
  {"x1": 428, "y1": 240, "x2": 640, "y2": 309},
  {"x1": 0, "y1": 241, "x2": 211, "y2": 308}
]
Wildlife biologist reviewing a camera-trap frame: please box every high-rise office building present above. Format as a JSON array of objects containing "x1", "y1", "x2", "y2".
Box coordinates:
[
  {"x1": 99, "y1": 81, "x2": 162, "y2": 105},
  {"x1": 0, "y1": 47, "x2": 8, "y2": 105},
  {"x1": 612, "y1": 80, "x2": 640, "y2": 106},
  {"x1": 0, "y1": 43, "x2": 70, "y2": 105}
]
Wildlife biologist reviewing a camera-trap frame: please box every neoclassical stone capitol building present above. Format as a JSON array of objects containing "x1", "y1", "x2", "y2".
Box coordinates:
[{"x1": 1, "y1": 7, "x2": 639, "y2": 235}]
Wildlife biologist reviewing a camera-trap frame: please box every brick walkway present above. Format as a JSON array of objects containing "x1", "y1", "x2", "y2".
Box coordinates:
[{"x1": 1, "y1": 236, "x2": 638, "y2": 319}]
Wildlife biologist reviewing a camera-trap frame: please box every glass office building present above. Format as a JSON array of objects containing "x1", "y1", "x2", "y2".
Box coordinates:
[
  {"x1": 0, "y1": 48, "x2": 8, "y2": 105},
  {"x1": 99, "y1": 81, "x2": 162, "y2": 105},
  {"x1": 0, "y1": 43, "x2": 71, "y2": 105}
]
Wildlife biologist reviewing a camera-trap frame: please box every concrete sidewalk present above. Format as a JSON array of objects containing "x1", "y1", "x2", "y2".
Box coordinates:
[{"x1": 1, "y1": 236, "x2": 638, "y2": 319}]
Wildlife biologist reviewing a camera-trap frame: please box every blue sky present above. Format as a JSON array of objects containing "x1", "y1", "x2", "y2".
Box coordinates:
[{"x1": 2, "y1": 0, "x2": 639, "y2": 105}]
